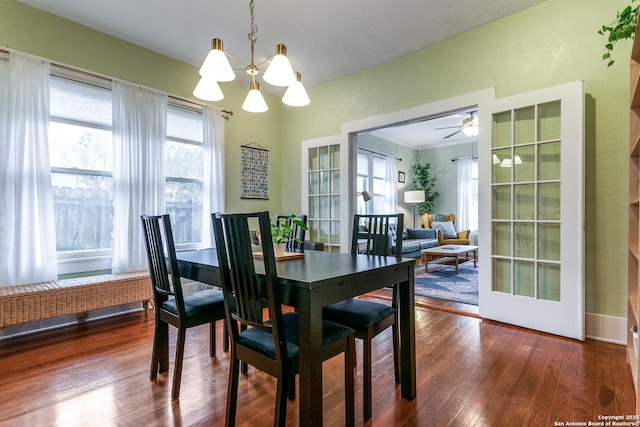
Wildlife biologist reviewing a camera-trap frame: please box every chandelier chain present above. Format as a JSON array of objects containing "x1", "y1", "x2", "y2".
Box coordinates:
[{"x1": 248, "y1": 0, "x2": 257, "y2": 73}]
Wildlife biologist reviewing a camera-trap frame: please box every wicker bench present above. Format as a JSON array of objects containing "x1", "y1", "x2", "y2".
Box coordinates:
[{"x1": 0, "y1": 271, "x2": 153, "y2": 330}]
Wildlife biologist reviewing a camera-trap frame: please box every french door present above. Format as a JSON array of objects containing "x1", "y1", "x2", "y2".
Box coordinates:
[{"x1": 479, "y1": 81, "x2": 585, "y2": 340}]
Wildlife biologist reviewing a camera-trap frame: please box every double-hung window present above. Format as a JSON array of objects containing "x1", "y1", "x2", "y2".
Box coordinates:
[
  {"x1": 356, "y1": 149, "x2": 391, "y2": 214},
  {"x1": 49, "y1": 73, "x2": 206, "y2": 274}
]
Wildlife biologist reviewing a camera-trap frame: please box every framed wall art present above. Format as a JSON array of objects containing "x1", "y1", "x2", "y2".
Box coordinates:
[
  {"x1": 398, "y1": 171, "x2": 406, "y2": 183},
  {"x1": 241, "y1": 143, "x2": 269, "y2": 199}
]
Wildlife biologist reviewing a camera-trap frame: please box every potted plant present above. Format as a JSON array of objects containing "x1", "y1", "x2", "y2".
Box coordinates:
[
  {"x1": 410, "y1": 161, "x2": 439, "y2": 216},
  {"x1": 598, "y1": 0, "x2": 639, "y2": 67},
  {"x1": 271, "y1": 214, "x2": 309, "y2": 256}
]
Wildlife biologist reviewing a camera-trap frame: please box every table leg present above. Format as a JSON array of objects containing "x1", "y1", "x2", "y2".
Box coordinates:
[
  {"x1": 425, "y1": 254, "x2": 429, "y2": 272},
  {"x1": 474, "y1": 250, "x2": 477, "y2": 267},
  {"x1": 297, "y1": 290, "x2": 324, "y2": 426},
  {"x1": 455, "y1": 256, "x2": 459, "y2": 275},
  {"x1": 398, "y1": 265, "x2": 416, "y2": 400}
]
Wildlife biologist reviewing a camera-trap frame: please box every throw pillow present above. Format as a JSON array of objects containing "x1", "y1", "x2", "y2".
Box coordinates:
[
  {"x1": 431, "y1": 221, "x2": 457, "y2": 239},
  {"x1": 431, "y1": 213, "x2": 448, "y2": 223}
]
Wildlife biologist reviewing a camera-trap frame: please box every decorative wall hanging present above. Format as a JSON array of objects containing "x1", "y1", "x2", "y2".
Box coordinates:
[{"x1": 241, "y1": 143, "x2": 269, "y2": 199}]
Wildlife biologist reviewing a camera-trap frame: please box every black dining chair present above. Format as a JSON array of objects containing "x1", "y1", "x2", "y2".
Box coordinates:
[
  {"x1": 140, "y1": 214, "x2": 226, "y2": 401},
  {"x1": 273, "y1": 214, "x2": 308, "y2": 253},
  {"x1": 322, "y1": 213, "x2": 404, "y2": 420},
  {"x1": 212, "y1": 211, "x2": 356, "y2": 427}
]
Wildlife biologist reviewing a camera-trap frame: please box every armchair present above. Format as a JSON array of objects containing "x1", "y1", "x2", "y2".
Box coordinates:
[{"x1": 422, "y1": 213, "x2": 471, "y2": 246}]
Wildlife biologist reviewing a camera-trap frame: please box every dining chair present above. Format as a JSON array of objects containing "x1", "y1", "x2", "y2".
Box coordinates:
[
  {"x1": 273, "y1": 214, "x2": 308, "y2": 253},
  {"x1": 322, "y1": 213, "x2": 404, "y2": 420},
  {"x1": 212, "y1": 211, "x2": 356, "y2": 427},
  {"x1": 140, "y1": 214, "x2": 226, "y2": 401}
]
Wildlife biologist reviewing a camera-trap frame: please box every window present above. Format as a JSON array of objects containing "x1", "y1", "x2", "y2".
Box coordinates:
[
  {"x1": 49, "y1": 74, "x2": 206, "y2": 271},
  {"x1": 49, "y1": 76, "x2": 113, "y2": 259},
  {"x1": 356, "y1": 149, "x2": 394, "y2": 214},
  {"x1": 165, "y1": 106, "x2": 204, "y2": 248}
]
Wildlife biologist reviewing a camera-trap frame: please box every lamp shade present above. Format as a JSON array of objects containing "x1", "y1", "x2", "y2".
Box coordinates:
[
  {"x1": 198, "y1": 38, "x2": 235, "y2": 82},
  {"x1": 404, "y1": 190, "x2": 425, "y2": 204},
  {"x1": 282, "y1": 72, "x2": 310, "y2": 107},
  {"x1": 192, "y1": 76, "x2": 224, "y2": 101},
  {"x1": 263, "y1": 44, "x2": 296, "y2": 87},
  {"x1": 361, "y1": 189, "x2": 372, "y2": 202},
  {"x1": 242, "y1": 81, "x2": 268, "y2": 113}
]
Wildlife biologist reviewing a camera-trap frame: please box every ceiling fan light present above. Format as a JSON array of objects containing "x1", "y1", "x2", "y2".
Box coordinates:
[
  {"x1": 263, "y1": 44, "x2": 296, "y2": 87},
  {"x1": 242, "y1": 81, "x2": 269, "y2": 113},
  {"x1": 193, "y1": 76, "x2": 224, "y2": 101},
  {"x1": 199, "y1": 38, "x2": 236, "y2": 82},
  {"x1": 282, "y1": 72, "x2": 310, "y2": 107},
  {"x1": 461, "y1": 125, "x2": 479, "y2": 136}
]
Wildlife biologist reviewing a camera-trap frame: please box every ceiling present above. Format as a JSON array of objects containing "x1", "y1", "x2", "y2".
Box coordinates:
[{"x1": 17, "y1": 0, "x2": 545, "y2": 148}]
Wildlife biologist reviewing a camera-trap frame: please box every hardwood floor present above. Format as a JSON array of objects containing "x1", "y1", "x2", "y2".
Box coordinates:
[{"x1": 0, "y1": 301, "x2": 634, "y2": 426}]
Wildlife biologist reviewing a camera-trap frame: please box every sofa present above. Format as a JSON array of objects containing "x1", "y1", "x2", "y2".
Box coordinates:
[{"x1": 383, "y1": 225, "x2": 438, "y2": 258}]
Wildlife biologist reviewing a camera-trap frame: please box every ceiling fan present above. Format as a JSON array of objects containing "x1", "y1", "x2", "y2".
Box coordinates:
[{"x1": 435, "y1": 111, "x2": 479, "y2": 139}]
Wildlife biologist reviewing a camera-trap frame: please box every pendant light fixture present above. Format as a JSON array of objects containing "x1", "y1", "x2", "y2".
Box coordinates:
[{"x1": 193, "y1": 0, "x2": 310, "y2": 112}]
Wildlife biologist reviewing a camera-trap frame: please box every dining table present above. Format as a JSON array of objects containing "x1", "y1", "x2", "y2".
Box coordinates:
[{"x1": 175, "y1": 248, "x2": 416, "y2": 426}]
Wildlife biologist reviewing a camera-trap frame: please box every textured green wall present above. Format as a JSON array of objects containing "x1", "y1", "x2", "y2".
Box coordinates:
[
  {"x1": 0, "y1": 0, "x2": 285, "y2": 215},
  {"x1": 281, "y1": 0, "x2": 630, "y2": 318}
]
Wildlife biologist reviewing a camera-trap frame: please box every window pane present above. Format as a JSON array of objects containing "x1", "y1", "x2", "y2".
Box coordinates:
[
  {"x1": 52, "y1": 173, "x2": 113, "y2": 252},
  {"x1": 167, "y1": 107, "x2": 203, "y2": 143},
  {"x1": 49, "y1": 121, "x2": 112, "y2": 171},
  {"x1": 165, "y1": 180, "x2": 203, "y2": 245},
  {"x1": 165, "y1": 140, "x2": 203, "y2": 180},
  {"x1": 50, "y1": 76, "x2": 111, "y2": 126}
]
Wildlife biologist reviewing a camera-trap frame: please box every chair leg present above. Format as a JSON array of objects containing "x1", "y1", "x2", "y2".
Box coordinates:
[
  {"x1": 362, "y1": 334, "x2": 373, "y2": 421},
  {"x1": 287, "y1": 372, "x2": 295, "y2": 400},
  {"x1": 275, "y1": 373, "x2": 289, "y2": 426},
  {"x1": 225, "y1": 352, "x2": 240, "y2": 427},
  {"x1": 210, "y1": 322, "x2": 216, "y2": 357},
  {"x1": 392, "y1": 322, "x2": 400, "y2": 384},
  {"x1": 344, "y1": 336, "x2": 356, "y2": 427},
  {"x1": 150, "y1": 320, "x2": 169, "y2": 380},
  {"x1": 223, "y1": 319, "x2": 229, "y2": 352},
  {"x1": 171, "y1": 327, "x2": 187, "y2": 400}
]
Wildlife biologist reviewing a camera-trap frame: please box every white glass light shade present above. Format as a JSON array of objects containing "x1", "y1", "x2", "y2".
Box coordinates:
[
  {"x1": 263, "y1": 44, "x2": 295, "y2": 87},
  {"x1": 199, "y1": 39, "x2": 235, "y2": 82},
  {"x1": 514, "y1": 155, "x2": 523, "y2": 165},
  {"x1": 193, "y1": 76, "x2": 224, "y2": 101},
  {"x1": 404, "y1": 190, "x2": 425, "y2": 203},
  {"x1": 282, "y1": 72, "x2": 310, "y2": 107},
  {"x1": 242, "y1": 81, "x2": 268, "y2": 113},
  {"x1": 500, "y1": 158, "x2": 512, "y2": 168},
  {"x1": 462, "y1": 125, "x2": 479, "y2": 136},
  {"x1": 493, "y1": 153, "x2": 501, "y2": 164}
]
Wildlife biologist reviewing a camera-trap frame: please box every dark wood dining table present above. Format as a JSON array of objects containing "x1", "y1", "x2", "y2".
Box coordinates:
[{"x1": 175, "y1": 248, "x2": 416, "y2": 426}]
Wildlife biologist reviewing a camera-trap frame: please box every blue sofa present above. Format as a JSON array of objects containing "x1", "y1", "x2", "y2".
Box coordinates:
[{"x1": 395, "y1": 227, "x2": 439, "y2": 258}]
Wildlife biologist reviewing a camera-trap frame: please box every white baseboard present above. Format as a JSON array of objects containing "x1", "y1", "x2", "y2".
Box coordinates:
[{"x1": 586, "y1": 312, "x2": 627, "y2": 345}]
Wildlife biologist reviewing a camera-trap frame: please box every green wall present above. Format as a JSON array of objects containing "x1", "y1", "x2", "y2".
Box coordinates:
[
  {"x1": 0, "y1": 0, "x2": 285, "y2": 215},
  {"x1": 0, "y1": 0, "x2": 632, "y2": 318},
  {"x1": 281, "y1": 0, "x2": 630, "y2": 318}
]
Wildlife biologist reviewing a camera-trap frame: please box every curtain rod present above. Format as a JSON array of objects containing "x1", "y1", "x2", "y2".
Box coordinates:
[
  {"x1": 451, "y1": 155, "x2": 478, "y2": 162},
  {"x1": 358, "y1": 146, "x2": 402, "y2": 162},
  {"x1": 0, "y1": 47, "x2": 233, "y2": 118}
]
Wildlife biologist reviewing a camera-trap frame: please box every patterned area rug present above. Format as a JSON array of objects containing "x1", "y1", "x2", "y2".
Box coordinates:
[{"x1": 414, "y1": 259, "x2": 478, "y2": 305}]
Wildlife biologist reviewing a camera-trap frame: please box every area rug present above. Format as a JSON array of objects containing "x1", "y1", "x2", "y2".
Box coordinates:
[{"x1": 414, "y1": 259, "x2": 478, "y2": 305}]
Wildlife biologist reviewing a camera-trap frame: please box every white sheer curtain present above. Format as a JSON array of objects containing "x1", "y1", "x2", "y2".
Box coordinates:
[
  {"x1": 112, "y1": 80, "x2": 167, "y2": 273},
  {"x1": 384, "y1": 154, "x2": 398, "y2": 213},
  {"x1": 201, "y1": 106, "x2": 225, "y2": 248},
  {"x1": 456, "y1": 157, "x2": 473, "y2": 232},
  {"x1": 0, "y1": 52, "x2": 57, "y2": 286}
]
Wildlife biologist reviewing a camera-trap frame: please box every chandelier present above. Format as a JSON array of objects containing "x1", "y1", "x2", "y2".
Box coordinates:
[{"x1": 193, "y1": 0, "x2": 310, "y2": 113}]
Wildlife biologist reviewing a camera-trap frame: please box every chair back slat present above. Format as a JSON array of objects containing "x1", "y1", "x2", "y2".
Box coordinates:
[
  {"x1": 140, "y1": 215, "x2": 185, "y2": 314},
  {"x1": 213, "y1": 211, "x2": 288, "y2": 361},
  {"x1": 273, "y1": 214, "x2": 307, "y2": 252},
  {"x1": 351, "y1": 213, "x2": 404, "y2": 259}
]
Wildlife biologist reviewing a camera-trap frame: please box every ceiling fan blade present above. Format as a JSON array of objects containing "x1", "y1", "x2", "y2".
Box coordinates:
[
  {"x1": 434, "y1": 125, "x2": 461, "y2": 130},
  {"x1": 444, "y1": 129, "x2": 462, "y2": 139}
]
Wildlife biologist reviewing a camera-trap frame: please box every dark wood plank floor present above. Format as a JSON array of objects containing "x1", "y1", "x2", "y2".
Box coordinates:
[{"x1": 0, "y1": 299, "x2": 634, "y2": 426}]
